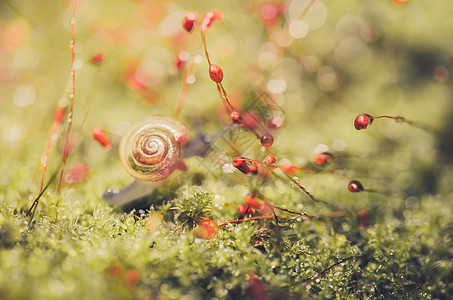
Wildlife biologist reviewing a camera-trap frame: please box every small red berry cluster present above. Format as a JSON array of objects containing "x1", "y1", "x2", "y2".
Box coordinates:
[{"x1": 182, "y1": 10, "x2": 275, "y2": 148}]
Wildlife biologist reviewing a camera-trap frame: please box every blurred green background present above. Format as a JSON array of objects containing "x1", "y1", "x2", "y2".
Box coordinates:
[{"x1": 1, "y1": 0, "x2": 453, "y2": 299}]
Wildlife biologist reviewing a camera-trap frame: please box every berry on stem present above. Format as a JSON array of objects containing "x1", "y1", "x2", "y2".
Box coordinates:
[
  {"x1": 182, "y1": 11, "x2": 198, "y2": 32},
  {"x1": 314, "y1": 152, "x2": 334, "y2": 165},
  {"x1": 233, "y1": 157, "x2": 251, "y2": 174},
  {"x1": 354, "y1": 114, "x2": 374, "y2": 130},
  {"x1": 260, "y1": 132, "x2": 274, "y2": 147},
  {"x1": 263, "y1": 155, "x2": 276, "y2": 165},
  {"x1": 209, "y1": 64, "x2": 224, "y2": 83},
  {"x1": 238, "y1": 205, "x2": 255, "y2": 216},
  {"x1": 348, "y1": 180, "x2": 364, "y2": 192},
  {"x1": 244, "y1": 194, "x2": 264, "y2": 211},
  {"x1": 230, "y1": 110, "x2": 241, "y2": 123},
  {"x1": 91, "y1": 52, "x2": 104, "y2": 63},
  {"x1": 200, "y1": 10, "x2": 223, "y2": 31},
  {"x1": 92, "y1": 127, "x2": 111, "y2": 150},
  {"x1": 195, "y1": 221, "x2": 217, "y2": 239}
]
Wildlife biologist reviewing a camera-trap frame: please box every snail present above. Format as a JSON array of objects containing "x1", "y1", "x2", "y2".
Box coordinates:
[
  {"x1": 102, "y1": 116, "x2": 230, "y2": 206},
  {"x1": 119, "y1": 116, "x2": 189, "y2": 182}
]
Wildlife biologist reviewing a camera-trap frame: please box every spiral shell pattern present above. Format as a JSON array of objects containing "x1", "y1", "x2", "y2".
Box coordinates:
[{"x1": 119, "y1": 116, "x2": 189, "y2": 181}]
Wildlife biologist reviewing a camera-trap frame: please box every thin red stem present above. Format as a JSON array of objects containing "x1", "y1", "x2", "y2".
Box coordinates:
[
  {"x1": 39, "y1": 107, "x2": 65, "y2": 192},
  {"x1": 57, "y1": 0, "x2": 80, "y2": 193},
  {"x1": 374, "y1": 115, "x2": 405, "y2": 122},
  {"x1": 174, "y1": 58, "x2": 194, "y2": 119},
  {"x1": 256, "y1": 195, "x2": 317, "y2": 219},
  {"x1": 200, "y1": 31, "x2": 212, "y2": 66},
  {"x1": 26, "y1": 172, "x2": 57, "y2": 218}
]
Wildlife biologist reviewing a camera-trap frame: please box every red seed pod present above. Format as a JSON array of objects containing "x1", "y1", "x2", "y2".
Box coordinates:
[
  {"x1": 238, "y1": 205, "x2": 255, "y2": 216},
  {"x1": 209, "y1": 64, "x2": 224, "y2": 83},
  {"x1": 314, "y1": 152, "x2": 334, "y2": 165},
  {"x1": 348, "y1": 180, "x2": 364, "y2": 192},
  {"x1": 200, "y1": 10, "x2": 222, "y2": 31},
  {"x1": 263, "y1": 155, "x2": 276, "y2": 165},
  {"x1": 279, "y1": 163, "x2": 298, "y2": 174},
  {"x1": 354, "y1": 114, "x2": 374, "y2": 130},
  {"x1": 260, "y1": 132, "x2": 274, "y2": 147},
  {"x1": 182, "y1": 11, "x2": 198, "y2": 32},
  {"x1": 233, "y1": 157, "x2": 250, "y2": 174},
  {"x1": 230, "y1": 110, "x2": 241, "y2": 123},
  {"x1": 244, "y1": 194, "x2": 263, "y2": 210},
  {"x1": 91, "y1": 52, "x2": 104, "y2": 63},
  {"x1": 211, "y1": 10, "x2": 224, "y2": 22},
  {"x1": 92, "y1": 127, "x2": 111, "y2": 150},
  {"x1": 250, "y1": 163, "x2": 259, "y2": 175},
  {"x1": 202, "y1": 11, "x2": 215, "y2": 29},
  {"x1": 195, "y1": 221, "x2": 217, "y2": 239}
]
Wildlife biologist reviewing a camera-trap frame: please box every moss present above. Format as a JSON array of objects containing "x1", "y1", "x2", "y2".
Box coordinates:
[{"x1": 1, "y1": 0, "x2": 453, "y2": 299}]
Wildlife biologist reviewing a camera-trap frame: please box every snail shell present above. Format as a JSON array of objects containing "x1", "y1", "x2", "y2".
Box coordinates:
[{"x1": 119, "y1": 116, "x2": 189, "y2": 181}]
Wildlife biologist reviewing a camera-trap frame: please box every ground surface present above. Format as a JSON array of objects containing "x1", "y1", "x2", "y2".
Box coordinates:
[{"x1": 1, "y1": 0, "x2": 453, "y2": 299}]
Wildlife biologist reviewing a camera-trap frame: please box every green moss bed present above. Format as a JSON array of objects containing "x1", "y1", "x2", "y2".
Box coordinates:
[{"x1": 1, "y1": 0, "x2": 453, "y2": 299}]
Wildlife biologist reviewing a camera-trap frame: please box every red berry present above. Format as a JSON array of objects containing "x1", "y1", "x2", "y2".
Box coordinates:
[
  {"x1": 263, "y1": 155, "x2": 276, "y2": 164},
  {"x1": 233, "y1": 157, "x2": 251, "y2": 174},
  {"x1": 92, "y1": 127, "x2": 111, "y2": 150},
  {"x1": 202, "y1": 11, "x2": 215, "y2": 29},
  {"x1": 348, "y1": 180, "x2": 364, "y2": 192},
  {"x1": 91, "y1": 52, "x2": 104, "y2": 63},
  {"x1": 244, "y1": 194, "x2": 263, "y2": 210},
  {"x1": 314, "y1": 152, "x2": 334, "y2": 165},
  {"x1": 211, "y1": 10, "x2": 224, "y2": 22},
  {"x1": 182, "y1": 11, "x2": 198, "y2": 32},
  {"x1": 260, "y1": 132, "x2": 274, "y2": 147},
  {"x1": 200, "y1": 10, "x2": 222, "y2": 31},
  {"x1": 195, "y1": 221, "x2": 217, "y2": 239},
  {"x1": 238, "y1": 205, "x2": 255, "y2": 216},
  {"x1": 209, "y1": 64, "x2": 224, "y2": 83},
  {"x1": 230, "y1": 110, "x2": 241, "y2": 123},
  {"x1": 354, "y1": 114, "x2": 374, "y2": 130}
]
